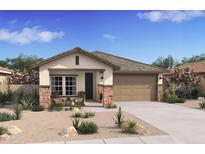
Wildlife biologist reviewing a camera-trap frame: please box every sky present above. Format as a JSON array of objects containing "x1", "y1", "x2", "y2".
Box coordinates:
[{"x1": 0, "y1": 10, "x2": 205, "y2": 64}]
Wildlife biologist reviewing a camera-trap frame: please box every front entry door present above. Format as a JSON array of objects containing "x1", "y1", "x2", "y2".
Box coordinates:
[{"x1": 85, "y1": 72, "x2": 93, "y2": 99}]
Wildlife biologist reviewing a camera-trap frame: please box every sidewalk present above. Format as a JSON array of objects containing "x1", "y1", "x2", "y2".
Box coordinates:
[{"x1": 37, "y1": 135, "x2": 182, "y2": 144}]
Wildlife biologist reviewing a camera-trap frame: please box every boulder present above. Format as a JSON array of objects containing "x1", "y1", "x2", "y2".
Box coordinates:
[
  {"x1": 59, "y1": 126, "x2": 78, "y2": 138},
  {"x1": 0, "y1": 134, "x2": 9, "y2": 141},
  {"x1": 6, "y1": 125, "x2": 22, "y2": 135},
  {"x1": 73, "y1": 107, "x2": 81, "y2": 113}
]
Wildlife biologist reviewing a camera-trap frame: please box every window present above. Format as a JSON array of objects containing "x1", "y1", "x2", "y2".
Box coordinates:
[
  {"x1": 51, "y1": 76, "x2": 77, "y2": 96},
  {"x1": 65, "y1": 76, "x2": 77, "y2": 96},
  {"x1": 51, "y1": 76, "x2": 63, "y2": 95},
  {"x1": 75, "y1": 56, "x2": 79, "y2": 65}
]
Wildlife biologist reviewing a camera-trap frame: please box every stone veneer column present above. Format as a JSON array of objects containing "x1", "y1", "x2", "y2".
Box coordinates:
[
  {"x1": 39, "y1": 86, "x2": 51, "y2": 108},
  {"x1": 157, "y1": 85, "x2": 163, "y2": 101},
  {"x1": 98, "y1": 84, "x2": 113, "y2": 105}
]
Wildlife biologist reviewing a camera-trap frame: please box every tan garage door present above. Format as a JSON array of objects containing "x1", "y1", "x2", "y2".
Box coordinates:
[{"x1": 113, "y1": 74, "x2": 157, "y2": 101}]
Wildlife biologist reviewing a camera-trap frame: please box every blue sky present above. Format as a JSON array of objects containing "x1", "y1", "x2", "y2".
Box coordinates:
[{"x1": 0, "y1": 10, "x2": 205, "y2": 64}]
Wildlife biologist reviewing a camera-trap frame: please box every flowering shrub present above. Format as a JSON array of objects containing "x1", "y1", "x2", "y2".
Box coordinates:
[{"x1": 163, "y1": 68, "x2": 200, "y2": 99}]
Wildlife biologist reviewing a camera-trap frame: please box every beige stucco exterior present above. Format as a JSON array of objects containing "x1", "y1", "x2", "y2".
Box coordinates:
[{"x1": 39, "y1": 52, "x2": 113, "y2": 99}]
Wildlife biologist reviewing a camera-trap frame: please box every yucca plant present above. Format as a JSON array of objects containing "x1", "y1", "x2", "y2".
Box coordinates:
[
  {"x1": 121, "y1": 120, "x2": 137, "y2": 134},
  {"x1": 0, "y1": 112, "x2": 16, "y2": 122},
  {"x1": 199, "y1": 101, "x2": 205, "y2": 109},
  {"x1": 14, "y1": 104, "x2": 22, "y2": 120},
  {"x1": 114, "y1": 107, "x2": 125, "y2": 128},
  {"x1": 19, "y1": 95, "x2": 34, "y2": 110},
  {"x1": 72, "y1": 118, "x2": 81, "y2": 130}
]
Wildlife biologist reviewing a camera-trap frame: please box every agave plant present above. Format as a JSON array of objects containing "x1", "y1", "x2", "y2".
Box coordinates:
[{"x1": 114, "y1": 107, "x2": 125, "y2": 128}]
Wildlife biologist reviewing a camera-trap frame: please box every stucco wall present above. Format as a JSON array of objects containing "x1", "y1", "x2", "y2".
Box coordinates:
[{"x1": 39, "y1": 52, "x2": 113, "y2": 86}]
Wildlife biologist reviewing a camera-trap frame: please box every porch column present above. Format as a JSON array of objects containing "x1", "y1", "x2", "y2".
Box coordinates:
[
  {"x1": 157, "y1": 74, "x2": 164, "y2": 101},
  {"x1": 98, "y1": 84, "x2": 113, "y2": 105},
  {"x1": 39, "y1": 85, "x2": 51, "y2": 108}
]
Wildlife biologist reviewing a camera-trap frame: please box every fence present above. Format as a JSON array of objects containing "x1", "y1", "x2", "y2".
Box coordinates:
[{"x1": 0, "y1": 84, "x2": 39, "y2": 94}]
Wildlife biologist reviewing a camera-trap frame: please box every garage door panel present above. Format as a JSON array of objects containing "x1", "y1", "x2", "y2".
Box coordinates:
[{"x1": 113, "y1": 74, "x2": 157, "y2": 101}]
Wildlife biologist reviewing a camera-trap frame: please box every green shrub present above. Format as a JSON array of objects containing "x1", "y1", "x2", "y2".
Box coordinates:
[
  {"x1": 32, "y1": 105, "x2": 44, "y2": 112},
  {"x1": 105, "y1": 103, "x2": 117, "y2": 109},
  {"x1": 19, "y1": 95, "x2": 34, "y2": 110},
  {"x1": 72, "y1": 112, "x2": 81, "y2": 118},
  {"x1": 121, "y1": 120, "x2": 137, "y2": 134},
  {"x1": 0, "y1": 88, "x2": 14, "y2": 104},
  {"x1": 48, "y1": 102, "x2": 64, "y2": 111},
  {"x1": 164, "y1": 90, "x2": 178, "y2": 103},
  {"x1": 0, "y1": 127, "x2": 8, "y2": 135},
  {"x1": 72, "y1": 118, "x2": 80, "y2": 130},
  {"x1": 78, "y1": 121, "x2": 98, "y2": 134},
  {"x1": 114, "y1": 107, "x2": 125, "y2": 128},
  {"x1": 176, "y1": 98, "x2": 185, "y2": 103},
  {"x1": 81, "y1": 112, "x2": 95, "y2": 118},
  {"x1": 199, "y1": 101, "x2": 205, "y2": 109},
  {"x1": 190, "y1": 88, "x2": 198, "y2": 99},
  {"x1": 0, "y1": 112, "x2": 16, "y2": 122},
  {"x1": 14, "y1": 104, "x2": 22, "y2": 120}
]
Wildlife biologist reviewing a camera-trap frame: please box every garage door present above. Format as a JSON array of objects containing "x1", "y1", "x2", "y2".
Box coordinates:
[{"x1": 113, "y1": 74, "x2": 157, "y2": 101}]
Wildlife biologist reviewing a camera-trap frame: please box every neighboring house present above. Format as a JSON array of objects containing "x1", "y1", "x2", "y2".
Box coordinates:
[
  {"x1": 0, "y1": 66, "x2": 12, "y2": 85},
  {"x1": 178, "y1": 60, "x2": 205, "y2": 96},
  {"x1": 32, "y1": 47, "x2": 165, "y2": 108}
]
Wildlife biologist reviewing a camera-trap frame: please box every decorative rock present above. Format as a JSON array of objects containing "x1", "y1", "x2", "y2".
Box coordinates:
[
  {"x1": 59, "y1": 126, "x2": 78, "y2": 138},
  {"x1": 0, "y1": 134, "x2": 9, "y2": 141},
  {"x1": 73, "y1": 107, "x2": 80, "y2": 113},
  {"x1": 198, "y1": 97, "x2": 205, "y2": 100},
  {"x1": 6, "y1": 125, "x2": 22, "y2": 135}
]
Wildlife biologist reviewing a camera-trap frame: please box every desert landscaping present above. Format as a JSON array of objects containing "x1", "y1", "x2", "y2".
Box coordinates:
[{"x1": 0, "y1": 106, "x2": 165, "y2": 144}]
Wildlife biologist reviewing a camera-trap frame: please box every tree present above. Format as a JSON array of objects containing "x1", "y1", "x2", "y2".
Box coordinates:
[
  {"x1": 152, "y1": 55, "x2": 176, "y2": 69},
  {"x1": 181, "y1": 53, "x2": 205, "y2": 64}
]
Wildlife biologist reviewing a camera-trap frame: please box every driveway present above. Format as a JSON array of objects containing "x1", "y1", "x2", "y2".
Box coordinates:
[{"x1": 117, "y1": 101, "x2": 205, "y2": 144}]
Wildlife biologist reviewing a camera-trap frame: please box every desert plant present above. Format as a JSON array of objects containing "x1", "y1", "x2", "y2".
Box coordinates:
[
  {"x1": 0, "y1": 88, "x2": 14, "y2": 104},
  {"x1": 199, "y1": 101, "x2": 205, "y2": 109},
  {"x1": 121, "y1": 120, "x2": 137, "y2": 134},
  {"x1": 105, "y1": 103, "x2": 117, "y2": 109},
  {"x1": 81, "y1": 111, "x2": 95, "y2": 118},
  {"x1": 14, "y1": 104, "x2": 22, "y2": 120},
  {"x1": 114, "y1": 107, "x2": 125, "y2": 128},
  {"x1": 164, "y1": 90, "x2": 178, "y2": 103},
  {"x1": 0, "y1": 127, "x2": 8, "y2": 135},
  {"x1": 72, "y1": 118, "x2": 81, "y2": 130},
  {"x1": 72, "y1": 112, "x2": 81, "y2": 118},
  {"x1": 78, "y1": 121, "x2": 98, "y2": 134},
  {"x1": 0, "y1": 112, "x2": 16, "y2": 122},
  {"x1": 19, "y1": 95, "x2": 34, "y2": 110},
  {"x1": 32, "y1": 104, "x2": 44, "y2": 112}
]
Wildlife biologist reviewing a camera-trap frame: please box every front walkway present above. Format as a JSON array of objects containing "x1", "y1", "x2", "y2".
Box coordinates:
[{"x1": 117, "y1": 101, "x2": 205, "y2": 144}]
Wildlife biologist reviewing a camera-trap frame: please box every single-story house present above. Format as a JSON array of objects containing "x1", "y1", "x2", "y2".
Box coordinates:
[
  {"x1": 178, "y1": 60, "x2": 205, "y2": 96},
  {"x1": 0, "y1": 66, "x2": 12, "y2": 85},
  {"x1": 32, "y1": 47, "x2": 165, "y2": 108}
]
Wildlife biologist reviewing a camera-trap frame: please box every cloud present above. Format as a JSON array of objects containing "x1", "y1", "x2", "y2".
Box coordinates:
[
  {"x1": 8, "y1": 19, "x2": 17, "y2": 25},
  {"x1": 102, "y1": 34, "x2": 116, "y2": 41},
  {"x1": 24, "y1": 20, "x2": 31, "y2": 26},
  {"x1": 0, "y1": 26, "x2": 64, "y2": 45},
  {"x1": 137, "y1": 11, "x2": 205, "y2": 23}
]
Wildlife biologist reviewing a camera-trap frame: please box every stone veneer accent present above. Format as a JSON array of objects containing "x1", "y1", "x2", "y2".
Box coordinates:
[
  {"x1": 157, "y1": 84, "x2": 163, "y2": 101},
  {"x1": 98, "y1": 84, "x2": 113, "y2": 105},
  {"x1": 39, "y1": 86, "x2": 51, "y2": 108}
]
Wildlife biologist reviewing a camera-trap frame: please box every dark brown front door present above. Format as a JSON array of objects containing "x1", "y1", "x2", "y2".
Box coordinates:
[{"x1": 85, "y1": 72, "x2": 93, "y2": 99}]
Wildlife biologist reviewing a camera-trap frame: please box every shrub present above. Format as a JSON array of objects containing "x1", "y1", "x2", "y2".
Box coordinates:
[
  {"x1": 0, "y1": 112, "x2": 16, "y2": 122},
  {"x1": 121, "y1": 120, "x2": 137, "y2": 134},
  {"x1": 190, "y1": 87, "x2": 198, "y2": 99},
  {"x1": 72, "y1": 112, "x2": 81, "y2": 118},
  {"x1": 78, "y1": 121, "x2": 98, "y2": 134},
  {"x1": 72, "y1": 118, "x2": 80, "y2": 130},
  {"x1": 48, "y1": 102, "x2": 64, "y2": 111},
  {"x1": 164, "y1": 90, "x2": 178, "y2": 103},
  {"x1": 81, "y1": 112, "x2": 95, "y2": 118},
  {"x1": 32, "y1": 104, "x2": 44, "y2": 112},
  {"x1": 19, "y1": 95, "x2": 34, "y2": 110},
  {"x1": 0, "y1": 127, "x2": 8, "y2": 135},
  {"x1": 105, "y1": 103, "x2": 117, "y2": 109},
  {"x1": 14, "y1": 104, "x2": 22, "y2": 120},
  {"x1": 114, "y1": 107, "x2": 125, "y2": 128},
  {"x1": 176, "y1": 98, "x2": 185, "y2": 103},
  {"x1": 0, "y1": 88, "x2": 14, "y2": 104},
  {"x1": 199, "y1": 101, "x2": 205, "y2": 109}
]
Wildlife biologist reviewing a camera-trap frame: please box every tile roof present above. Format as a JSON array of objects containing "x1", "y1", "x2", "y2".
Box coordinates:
[
  {"x1": 178, "y1": 60, "x2": 205, "y2": 73},
  {"x1": 0, "y1": 66, "x2": 12, "y2": 74},
  {"x1": 92, "y1": 51, "x2": 165, "y2": 74}
]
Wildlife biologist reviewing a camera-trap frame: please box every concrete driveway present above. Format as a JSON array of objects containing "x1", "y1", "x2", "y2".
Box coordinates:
[{"x1": 117, "y1": 101, "x2": 205, "y2": 144}]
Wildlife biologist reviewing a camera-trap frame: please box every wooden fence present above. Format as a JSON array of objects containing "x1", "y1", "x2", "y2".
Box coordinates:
[{"x1": 0, "y1": 84, "x2": 38, "y2": 94}]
